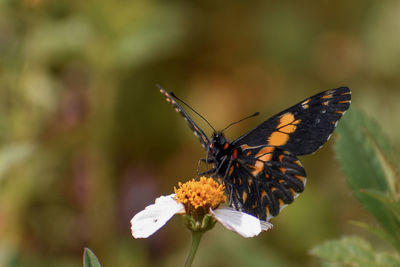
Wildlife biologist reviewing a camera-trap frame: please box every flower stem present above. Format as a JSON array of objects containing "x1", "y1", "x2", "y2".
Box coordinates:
[{"x1": 184, "y1": 231, "x2": 203, "y2": 267}]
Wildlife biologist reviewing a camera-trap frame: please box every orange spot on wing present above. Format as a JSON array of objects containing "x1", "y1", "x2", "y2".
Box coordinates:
[
  {"x1": 242, "y1": 192, "x2": 247, "y2": 203},
  {"x1": 267, "y1": 113, "x2": 299, "y2": 146},
  {"x1": 295, "y1": 175, "x2": 305, "y2": 182},
  {"x1": 268, "y1": 131, "x2": 289, "y2": 146},
  {"x1": 228, "y1": 166, "x2": 234, "y2": 176},
  {"x1": 279, "y1": 113, "x2": 295, "y2": 126},
  {"x1": 258, "y1": 152, "x2": 273, "y2": 162},
  {"x1": 279, "y1": 167, "x2": 286, "y2": 173},
  {"x1": 240, "y1": 144, "x2": 262, "y2": 150},
  {"x1": 247, "y1": 164, "x2": 255, "y2": 169},
  {"x1": 302, "y1": 99, "x2": 311, "y2": 109},
  {"x1": 289, "y1": 188, "x2": 296, "y2": 196},
  {"x1": 251, "y1": 147, "x2": 275, "y2": 176},
  {"x1": 278, "y1": 199, "x2": 285, "y2": 206},
  {"x1": 261, "y1": 191, "x2": 267, "y2": 198},
  {"x1": 246, "y1": 151, "x2": 252, "y2": 156},
  {"x1": 251, "y1": 162, "x2": 263, "y2": 176},
  {"x1": 240, "y1": 144, "x2": 250, "y2": 150},
  {"x1": 280, "y1": 124, "x2": 297, "y2": 134},
  {"x1": 293, "y1": 119, "x2": 301, "y2": 125},
  {"x1": 322, "y1": 94, "x2": 333, "y2": 99},
  {"x1": 257, "y1": 147, "x2": 274, "y2": 157}
]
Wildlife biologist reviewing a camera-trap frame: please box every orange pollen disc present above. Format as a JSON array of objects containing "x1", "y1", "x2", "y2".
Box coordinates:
[{"x1": 174, "y1": 177, "x2": 226, "y2": 210}]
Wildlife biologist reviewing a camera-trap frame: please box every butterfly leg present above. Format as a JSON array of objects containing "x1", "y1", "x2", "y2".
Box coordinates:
[
  {"x1": 222, "y1": 156, "x2": 234, "y2": 181},
  {"x1": 197, "y1": 158, "x2": 215, "y2": 177},
  {"x1": 213, "y1": 156, "x2": 228, "y2": 177},
  {"x1": 198, "y1": 155, "x2": 228, "y2": 178},
  {"x1": 220, "y1": 156, "x2": 236, "y2": 207},
  {"x1": 196, "y1": 159, "x2": 202, "y2": 177},
  {"x1": 199, "y1": 168, "x2": 216, "y2": 175},
  {"x1": 199, "y1": 158, "x2": 215, "y2": 163}
]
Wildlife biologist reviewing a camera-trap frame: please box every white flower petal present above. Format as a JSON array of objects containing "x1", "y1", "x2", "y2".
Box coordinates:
[
  {"x1": 130, "y1": 194, "x2": 184, "y2": 238},
  {"x1": 260, "y1": 220, "x2": 273, "y2": 232},
  {"x1": 211, "y1": 207, "x2": 269, "y2": 238}
]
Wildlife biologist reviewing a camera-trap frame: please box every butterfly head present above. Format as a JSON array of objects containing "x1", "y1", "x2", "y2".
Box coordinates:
[{"x1": 209, "y1": 132, "x2": 231, "y2": 158}]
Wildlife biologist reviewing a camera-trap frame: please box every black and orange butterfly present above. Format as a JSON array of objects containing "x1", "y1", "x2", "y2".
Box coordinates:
[{"x1": 160, "y1": 86, "x2": 351, "y2": 221}]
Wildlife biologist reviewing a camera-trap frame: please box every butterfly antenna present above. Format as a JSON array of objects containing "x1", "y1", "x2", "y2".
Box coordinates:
[
  {"x1": 169, "y1": 92, "x2": 217, "y2": 132},
  {"x1": 221, "y1": 112, "x2": 260, "y2": 132}
]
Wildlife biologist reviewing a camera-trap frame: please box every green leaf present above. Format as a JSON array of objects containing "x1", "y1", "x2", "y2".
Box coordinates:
[
  {"x1": 310, "y1": 236, "x2": 400, "y2": 267},
  {"x1": 334, "y1": 108, "x2": 400, "y2": 249},
  {"x1": 335, "y1": 108, "x2": 392, "y2": 194},
  {"x1": 351, "y1": 190, "x2": 400, "y2": 250},
  {"x1": 83, "y1": 248, "x2": 101, "y2": 267},
  {"x1": 349, "y1": 220, "x2": 400, "y2": 251},
  {"x1": 360, "y1": 190, "x2": 400, "y2": 224}
]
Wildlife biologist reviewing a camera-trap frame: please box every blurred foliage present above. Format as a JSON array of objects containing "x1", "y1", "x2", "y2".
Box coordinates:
[
  {"x1": 311, "y1": 236, "x2": 400, "y2": 267},
  {"x1": 0, "y1": 0, "x2": 400, "y2": 266},
  {"x1": 336, "y1": 108, "x2": 400, "y2": 250},
  {"x1": 311, "y1": 108, "x2": 400, "y2": 266}
]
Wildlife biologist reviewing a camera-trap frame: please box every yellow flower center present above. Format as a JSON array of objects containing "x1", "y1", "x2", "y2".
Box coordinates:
[{"x1": 174, "y1": 177, "x2": 226, "y2": 212}]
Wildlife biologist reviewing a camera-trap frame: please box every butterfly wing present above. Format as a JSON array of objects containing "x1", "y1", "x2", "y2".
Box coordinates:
[
  {"x1": 224, "y1": 87, "x2": 350, "y2": 220},
  {"x1": 226, "y1": 145, "x2": 306, "y2": 220},
  {"x1": 159, "y1": 87, "x2": 210, "y2": 149},
  {"x1": 233, "y1": 87, "x2": 351, "y2": 155}
]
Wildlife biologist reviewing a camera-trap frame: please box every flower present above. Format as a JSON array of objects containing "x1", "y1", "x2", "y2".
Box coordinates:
[{"x1": 130, "y1": 177, "x2": 273, "y2": 238}]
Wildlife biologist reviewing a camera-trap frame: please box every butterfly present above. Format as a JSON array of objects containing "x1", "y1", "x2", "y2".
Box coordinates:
[{"x1": 159, "y1": 86, "x2": 351, "y2": 221}]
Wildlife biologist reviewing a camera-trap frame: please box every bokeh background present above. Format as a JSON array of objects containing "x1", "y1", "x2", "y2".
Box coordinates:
[{"x1": 1, "y1": 0, "x2": 400, "y2": 266}]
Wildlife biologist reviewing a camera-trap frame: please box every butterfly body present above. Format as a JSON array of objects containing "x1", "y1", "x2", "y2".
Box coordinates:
[{"x1": 160, "y1": 87, "x2": 351, "y2": 221}]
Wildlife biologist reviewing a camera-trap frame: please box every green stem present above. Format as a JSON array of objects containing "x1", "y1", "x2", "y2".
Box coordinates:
[{"x1": 184, "y1": 231, "x2": 203, "y2": 267}]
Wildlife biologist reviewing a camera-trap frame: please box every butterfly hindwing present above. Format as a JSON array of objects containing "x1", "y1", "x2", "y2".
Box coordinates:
[
  {"x1": 226, "y1": 145, "x2": 306, "y2": 220},
  {"x1": 233, "y1": 87, "x2": 351, "y2": 155}
]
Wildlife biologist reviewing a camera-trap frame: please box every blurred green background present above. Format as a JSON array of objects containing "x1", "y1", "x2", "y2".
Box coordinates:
[{"x1": 1, "y1": 0, "x2": 400, "y2": 266}]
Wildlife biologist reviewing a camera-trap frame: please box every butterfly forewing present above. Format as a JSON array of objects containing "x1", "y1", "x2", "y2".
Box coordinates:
[{"x1": 233, "y1": 87, "x2": 351, "y2": 155}]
